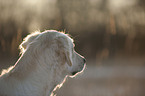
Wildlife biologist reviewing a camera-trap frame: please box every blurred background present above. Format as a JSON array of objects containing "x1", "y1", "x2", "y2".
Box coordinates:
[{"x1": 0, "y1": 0, "x2": 145, "y2": 96}]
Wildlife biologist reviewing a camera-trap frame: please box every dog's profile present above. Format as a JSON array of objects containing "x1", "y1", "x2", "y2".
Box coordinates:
[{"x1": 0, "y1": 30, "x2": 86, "y2": 96}]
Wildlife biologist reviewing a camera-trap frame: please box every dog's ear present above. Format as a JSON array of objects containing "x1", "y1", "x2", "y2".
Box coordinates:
[
  {"x1": 64, "y1": 51, "x2": 72, "y2": 66},
  {"x1": 19, "y1": 32, "x2": 40, "y2": 53},
  {"x1": 55, "y1": 36, "x2": 72, "y2": 67}
]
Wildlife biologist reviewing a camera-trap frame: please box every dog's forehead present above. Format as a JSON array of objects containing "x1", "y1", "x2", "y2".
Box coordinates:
[
  {"x1": 41, "y1": 30, "x2": 73, "y2": 42},
  {"x1": 37, "y1": 30, "x2": 74, "y2": 49},
  {"x1": 41, "y1": 30, "x2": 59, "y2": 37}
]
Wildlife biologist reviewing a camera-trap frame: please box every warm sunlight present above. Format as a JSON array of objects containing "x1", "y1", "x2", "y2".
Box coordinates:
[{"x1": 0, "y1": 0, "x2": 145, "y2": 96}]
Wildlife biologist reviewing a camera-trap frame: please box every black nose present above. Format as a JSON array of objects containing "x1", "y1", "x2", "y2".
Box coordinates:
[{"x1": 83, "y1": 58, "x2": 86, "y2": 63}]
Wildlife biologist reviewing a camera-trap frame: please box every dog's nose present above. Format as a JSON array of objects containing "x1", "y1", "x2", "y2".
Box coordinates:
[{"x1": 83, "y1": 58, "x2": 86, "y2": 63}]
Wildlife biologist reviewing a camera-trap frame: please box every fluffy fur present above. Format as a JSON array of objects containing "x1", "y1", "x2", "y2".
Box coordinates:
[{"x1": 0, "y1": 30, "x2": 86, "y2": 96}]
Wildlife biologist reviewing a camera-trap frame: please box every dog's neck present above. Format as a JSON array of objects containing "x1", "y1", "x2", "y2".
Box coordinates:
[{"x1": 0, "y1": 51, "x2": 66, "y2": 96}]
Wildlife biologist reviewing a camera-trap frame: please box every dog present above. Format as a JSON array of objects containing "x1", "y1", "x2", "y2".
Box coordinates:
[{"x1": 0, "y1": 30, "x2": 86, "y2": 96}]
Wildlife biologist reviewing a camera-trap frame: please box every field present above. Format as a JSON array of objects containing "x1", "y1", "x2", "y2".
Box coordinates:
[
  {"x1": 0, "y1": 0, "x2": 145, "y2": 96},
  {"x1": 1, "y1": 58, "x2": 145, "y2": 96}
]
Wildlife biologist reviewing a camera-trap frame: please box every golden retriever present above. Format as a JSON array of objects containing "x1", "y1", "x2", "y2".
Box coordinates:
[{"x1": 0, "y1": 30, "x2": 86, "y2": 96}]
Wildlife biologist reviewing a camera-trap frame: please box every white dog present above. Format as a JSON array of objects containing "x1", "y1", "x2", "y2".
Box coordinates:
[{"x1": 0, "y1": 30, "x2": 86, "y2": 96}]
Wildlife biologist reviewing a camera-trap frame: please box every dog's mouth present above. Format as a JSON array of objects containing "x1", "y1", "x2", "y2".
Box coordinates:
[
  {"x1": 71, "y1": 64, "x2": 86, "y2": 76},
  {"x1": 72, "y1": 71, "x2": 78, "y2": 75}
]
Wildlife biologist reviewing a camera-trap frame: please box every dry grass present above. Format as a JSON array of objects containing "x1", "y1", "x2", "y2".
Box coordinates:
[{"x1": 0, "y1": 0, "x2": 145, "y2": 58}]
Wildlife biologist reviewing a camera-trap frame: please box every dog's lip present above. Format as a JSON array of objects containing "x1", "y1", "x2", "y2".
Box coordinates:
[{"x1": 72, "y1": 71, "x2": 78, "y2": 75}]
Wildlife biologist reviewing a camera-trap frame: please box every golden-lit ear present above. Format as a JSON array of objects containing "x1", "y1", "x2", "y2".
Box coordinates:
[
  {"x1": 19, "y1": 32, "x2": 40, "y2": 53},
  {"x1": 55, "y1": 36, "x2": 72, "y2": 67}
]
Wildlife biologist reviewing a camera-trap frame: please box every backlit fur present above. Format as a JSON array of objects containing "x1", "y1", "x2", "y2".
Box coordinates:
[{"x1": 0, "y1": 30, "x2": 86, "y2": 96}]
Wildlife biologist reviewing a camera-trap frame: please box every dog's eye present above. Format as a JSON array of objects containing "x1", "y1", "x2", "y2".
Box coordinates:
[
  {"x1": 72, "y1": 48, "x2": 74, "y2": 53},
  {"x1": 71, "y1": 48, "x2": 75, "y2": 58}
]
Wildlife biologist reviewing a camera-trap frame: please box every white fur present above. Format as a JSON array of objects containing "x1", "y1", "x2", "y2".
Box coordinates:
[{"x1": 0, "y1": 30, "x2": 86, "y2": 96}]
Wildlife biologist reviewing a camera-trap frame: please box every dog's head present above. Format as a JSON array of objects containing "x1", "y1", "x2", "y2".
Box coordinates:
[
  {"x1": 20, "y1": 30, "x2": 86, "y2": 77},
  {"x1": 53, "y1": 32, "x2": 86, "y2": 77}
]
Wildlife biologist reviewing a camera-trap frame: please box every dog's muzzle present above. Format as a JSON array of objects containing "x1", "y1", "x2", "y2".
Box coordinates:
[{"x1": 72, "y1": 58, "x2": 86, "y2": 76}]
